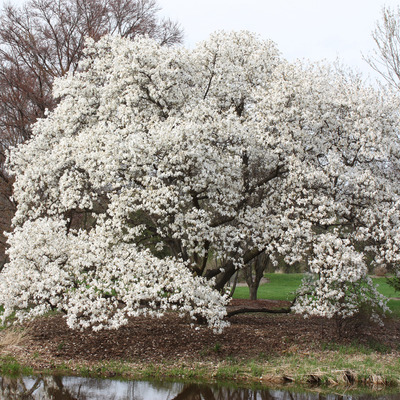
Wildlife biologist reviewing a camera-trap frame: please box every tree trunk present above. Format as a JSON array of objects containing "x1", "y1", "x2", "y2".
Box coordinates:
[
  {"x1": 228, "y1": 271, "x2": 239, "y2": 297},
  {"x1": 243, "y1": 254, "x2": 268, "y2": 300},
  {"x1": 204, "y1": 251, "x2": 268, "y2": 293},
  {"x1": 249, "y1": 284, "x2": 258, "y2": 300},
  {"x1": 212, "y1": 261, "x2": 237, "y2": 291}
]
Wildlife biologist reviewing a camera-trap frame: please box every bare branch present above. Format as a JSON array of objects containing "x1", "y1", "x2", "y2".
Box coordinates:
[{"x1": 365, "y1": 6, "x2": 400, "y2": 89}]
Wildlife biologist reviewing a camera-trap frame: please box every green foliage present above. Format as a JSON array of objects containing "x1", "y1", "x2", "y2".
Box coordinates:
[
  {"x1": 0, "y1": 356, "x2": 33, "y2": 376},
  {"x1": 249, "y1": 361, "x2": 264, "y2": 377},
  {"x1": 213, "y1": 342, "x2": 222, "y2": 353},
  {"x1": 77, "y1": 366, "x2": 92, "y2": 377},
  {"x1": 214, "y1": 364, "x2": 242, "y2": 380},
  {"x1": 384, "y1": 276, "x2": 400, "y2": 294}
]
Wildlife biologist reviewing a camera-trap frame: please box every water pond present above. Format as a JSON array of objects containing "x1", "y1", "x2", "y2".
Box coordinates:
[{"x1": 0, "y1": 375, "x2": 399, "y2": 399}]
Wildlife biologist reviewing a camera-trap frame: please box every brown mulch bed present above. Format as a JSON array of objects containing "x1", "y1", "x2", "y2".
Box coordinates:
[{"x1": 13, "y1": 299, "x2": 399, "y2": 366}]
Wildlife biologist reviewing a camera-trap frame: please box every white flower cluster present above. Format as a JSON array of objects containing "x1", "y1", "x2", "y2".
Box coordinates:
[
  {"x1": 292, "y1": 234, "x2": 389, "y2": 321},
  {"x1": 1, "y1": 217, "x2": 229, "y2": 332},
  {"x1": 2, "y1": 31, "x2": 400, "y2": 329}
]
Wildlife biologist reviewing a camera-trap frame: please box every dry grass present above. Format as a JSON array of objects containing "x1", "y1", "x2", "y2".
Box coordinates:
[{"x1": 0, "y1": 328, "x2": 30, "y2": 348}]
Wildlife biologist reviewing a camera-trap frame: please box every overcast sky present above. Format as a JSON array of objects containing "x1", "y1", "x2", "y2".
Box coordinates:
[{"x1": 157, "y1": 0, "x2": 400, "y2": 83}]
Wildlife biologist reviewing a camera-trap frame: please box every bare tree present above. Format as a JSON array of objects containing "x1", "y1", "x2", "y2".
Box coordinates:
[
  {"x1": 0, "y1": 0, "x2": 183, "y2": 263},
  {"x1": 365, "y1": 6, "x2": 400, "y2": 89}
]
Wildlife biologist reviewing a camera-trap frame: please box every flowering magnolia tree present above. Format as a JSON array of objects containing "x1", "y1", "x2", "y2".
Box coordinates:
[{"x1": 1, "y1": 31, "x2": 399, "y2": 331}]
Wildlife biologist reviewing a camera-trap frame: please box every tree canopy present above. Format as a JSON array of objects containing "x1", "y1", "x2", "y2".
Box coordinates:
[{"x1": 1, "y1": 31, "x2": 400, "y2": 331}]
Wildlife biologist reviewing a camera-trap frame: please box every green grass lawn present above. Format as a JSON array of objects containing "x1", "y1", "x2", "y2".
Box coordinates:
[
  {"x1": 233, "y1": 273, "x2": 400, "y2": 317},
  {"x1": 371, "y1": 277, "x2": 399, "y2": 298},
  {"x1": 371, "y1": 277, "x2": 400, "y2": 318},
  {"x1": 233, "y1": 273, "x2": 303, "y2": 301}
]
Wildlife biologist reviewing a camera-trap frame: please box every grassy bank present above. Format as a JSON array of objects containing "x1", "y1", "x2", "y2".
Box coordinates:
[
  {"x1": 1, "y1": 319, "x2": 400, "y2": 390},
  {"x1": 0, "y1": 347, "x2": 399, "y2": 389}
]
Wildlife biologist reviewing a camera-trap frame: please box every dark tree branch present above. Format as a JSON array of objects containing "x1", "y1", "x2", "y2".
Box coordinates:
[{"x1": 226, "y1": 306, "x2": 291, "y2": 317}]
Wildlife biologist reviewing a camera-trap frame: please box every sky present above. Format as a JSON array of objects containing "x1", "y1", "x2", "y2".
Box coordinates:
[{"x1": 156, "y1": 0, "x2": 400, "y2": 84}]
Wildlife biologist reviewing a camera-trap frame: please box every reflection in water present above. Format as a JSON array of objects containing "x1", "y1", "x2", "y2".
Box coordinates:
[{"x1": 0, "y1": 375, "x2": 398, "y2": 400}]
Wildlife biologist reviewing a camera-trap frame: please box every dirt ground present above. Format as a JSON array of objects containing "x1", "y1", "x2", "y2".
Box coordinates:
[{"x1": 5, "y1": 299, "x2": 397, "y2": 369}]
